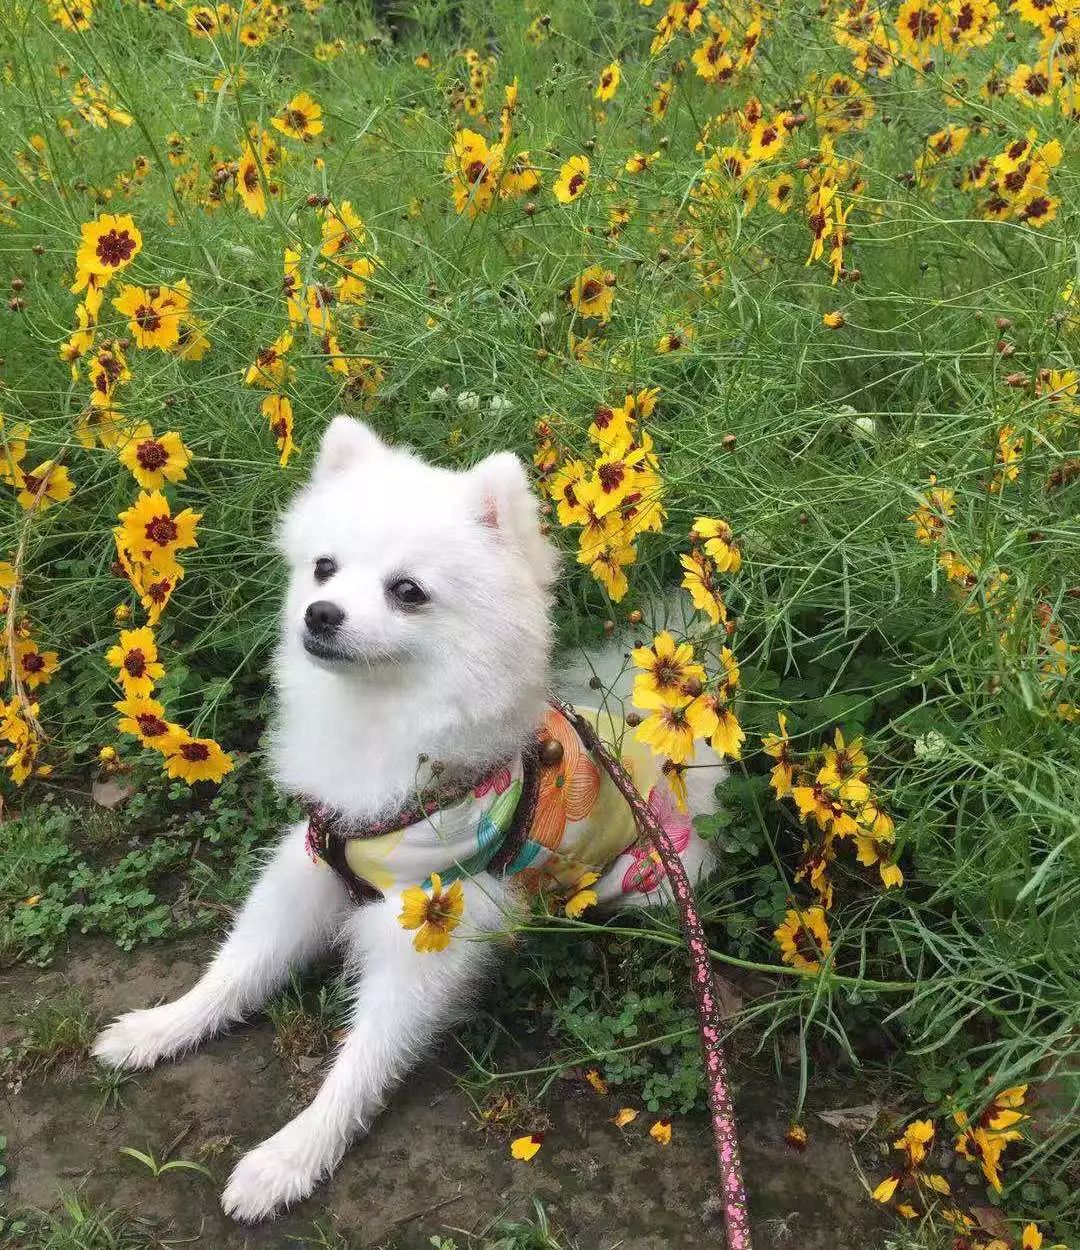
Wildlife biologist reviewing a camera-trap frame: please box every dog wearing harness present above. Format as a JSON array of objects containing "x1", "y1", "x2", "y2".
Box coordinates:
[{"x1": 92, "y1": 416, "x2": 750, "y2": 1241}]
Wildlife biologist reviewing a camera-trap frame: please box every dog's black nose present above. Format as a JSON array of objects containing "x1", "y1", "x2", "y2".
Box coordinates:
[{"x1": 305, "y1": 600, "x2": 345, "y2": 636}]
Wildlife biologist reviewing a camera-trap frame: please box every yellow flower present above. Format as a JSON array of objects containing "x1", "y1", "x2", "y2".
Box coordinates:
[
  {"x1": 625, "y1": 151, "x2": 661, "y2": 175},
  {"x1": 569, "y1": 266, "x2": 615, "y2": 320},
  {"x1": 272, "y1": 91, "x2": 324, "y2": 140},
  {"x1": 117, "y1": 426, "x2": 192, "y2": 489},
  {"x1": 595, "y1": 61, "x2": 621, "y2": 101},
  {"x1": 579, "y1": 536, "x2": 636, "y2": 602},
  {"x1": 106, "y1": 626, "x2": 165, "y2": 699},
  {"x1": 510, "y1": 1134, "x2": 543, "y2": 1160},
  {"x1": 711, "y1": 706, "x2": 745, "y2": 760},
  {"x1": 161, "y1": 729, "x2": 234, "y2": 784},
  {"x1": 679, "y1": 552, "x2": 727, "y2": 626},
  {"x1": 113, "y1": 283, "x2": 188, "y2": 351},
  {"x1": 613, "y1": 1107, "x2": 638, "y2": 1127},
  {"x1": 584, "y1": 1068, "x2": 607, "y2": 1094},
  {"x1": 871, "y1": 1174, "x2": 900, "y2": 1203},
  {"x1": 75, "y1": 213, "x2": 142, "y2": 282},
  {"x1": 822, "y1": 310, "x2": 845, "y2": 329},
  {"x1": 553, "y1": 155, "x2": 590, "y2": 204},
  {"x1": 320, "y1": 200, "x2": 366, "y2": 256},
  {"x1": 657, "y1": 325, "x2": 692, "y2": 352},
  {"x1": 649, "y1": 1118, "x2": 672, "y2": 1145},
  {"x1": 895, "y1": 1119, "x2": 934, "y2": 1167},
  {"x1": 114, "y1": 695, "x2": 175, "y2": 748},
  {"x1": 690, "y1": 517, "x2": 741, "y2": 573},
  {"x1": 398, "y1": 872, "x2": 465, "y2": 952},
  {"x1": 115, "y1": 490, "x2": 200, "y2": 578},
  {"x1": 762, "y1": 712, "x2": 794, "y2": 798},
  {"x1": 632, "y1": 631, "x2": 705, "y2": 705},
  {"x1": 236, "y1": 144, "x2": 266, "y2": 217},
  {"x1": 634, "y1": 689, "x2": 717, "y2": 764},
  {"x1": 565, "y1": 871, "x2": 600, "y2": 918},
  {"x1": 263, "y1": 394, "x2": 297, "y2": 467},
  {"x1": 15, "y1": 640, "x2": 59, "y2": 690},
  {"x1": 246, "y1": 331, "x2": 294, "y2": 389},
  {"x1": 445, "y1": 129, "x2": 504, "y2": 217},
  {"x1": 774, "y1": 906, "x2": 831, "y2": 972},
  {"x1": 16, "y1": 461, "x2": 74, "y2": 511}
]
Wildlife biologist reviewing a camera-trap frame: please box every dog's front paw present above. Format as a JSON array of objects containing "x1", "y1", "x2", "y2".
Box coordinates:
[
  {"x1": 221, "y1": 1130, "x2": 322, "y2": 1223},
  {"x1": 92, "y1": 1005, "x2": 187, "y2": 1070}
]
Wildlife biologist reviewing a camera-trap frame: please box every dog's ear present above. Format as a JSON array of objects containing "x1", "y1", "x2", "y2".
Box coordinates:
[
  {"x1": 313, "y1": 415, "x2": 385, "y2": 478},
  {"x1": 468, "y1": 452, "x2": 559, "y2": 587}
]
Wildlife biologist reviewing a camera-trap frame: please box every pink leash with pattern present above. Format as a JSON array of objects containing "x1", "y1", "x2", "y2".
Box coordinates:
[{"x1": 551, "y1": 697, "x2": 753, "y2": 1250}]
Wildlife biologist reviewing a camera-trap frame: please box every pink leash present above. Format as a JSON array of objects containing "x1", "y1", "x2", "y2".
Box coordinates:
[{"x1": 551, "y1": 698, "x2": 754, "y2": 1249}]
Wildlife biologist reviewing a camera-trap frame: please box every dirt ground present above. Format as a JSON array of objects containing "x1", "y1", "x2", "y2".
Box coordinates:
[{"x1": 1, "y1": 939, "x2": 886, "y2": 1249}]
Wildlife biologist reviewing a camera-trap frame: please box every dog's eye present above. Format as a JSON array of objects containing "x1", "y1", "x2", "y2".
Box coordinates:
[
  {"x1": 314, "y1": 557, "x2": 337, "y2": 584},
  {"x1": 387, "y1": 578, "x2": 429, "y2": 608}
]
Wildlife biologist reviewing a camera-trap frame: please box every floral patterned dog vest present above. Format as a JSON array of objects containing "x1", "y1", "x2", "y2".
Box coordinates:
[{"x1": 306, "y1": 704, "x2": 704, "y2": 906}]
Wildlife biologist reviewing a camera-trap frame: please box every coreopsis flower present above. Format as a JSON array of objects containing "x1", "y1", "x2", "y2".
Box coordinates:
[
  {"x1": 872, "y1": 1120, "x2": 950, "y2": 1209},
  {"x1": 953, "y1": 1084, "x2": 1027, "y2": 1191},
  {"x1": 1009, "y1": 63, "x2": 1061, "y2": 108},
  {"x1": 236, "y1": 144, "x2": 266, "y2": 217},
  {"x1": 625, "y1": 150, "x2": 661, "y2": 175},
  {"x1": 595, "y1": 61, "x2": 621, "y2": 101},
  {"x1": 320, "y1": 200, "x2": 365, "y2": 256},
  {"x1": 692, "y1": 17, "x2": 735, "y2": 84},
  {"x1": 88, "y1": 341, "x2": 132, "y2": 408},
  {"x1": 564, "y1": 871, "x2": 600, "y2": 918},
  {"x1": 1016, "y1": 189, "x2": 1059, "y2": 227},
  {"x1": 690, "y1": 516, "x2": 741, "y2": 572},
  {"x1": 75, "y1": 213, "x2": 142, "y2": 284},
  {"x1": 895, "y1": 0, "x2": 944, "y2": 56},
  {"x1": 711, "y1": 703, "x2": 745, "y2": 759},
  {"x1": 549, "y1": 459, "x2": 589, "y2": 526},
  {"x1": 806, "y1": 184, "x2": 837, "y2": 264},
  {"x1": 679, "y1": 551, "x2": 727, "y2": 625},
  {"x1": 15, "y1": 640, "x2": 59, "y2": 690},
  {"x1": 113, "y1": 283, "x2": 189, "y2": 351},
  {"x1": 632, "y1": 632, "x2": 706, "y2": 704},
  {"x1": 634, "y1": 688, "x2": 717, "y2": 763},
  {"x1": 816, "y1": 74, "x2": 873, "y2": 133},
  {"x1": 657, "y1": 325, "x2": 692, "y2": 352},
  {"x1": 263, "y1": 394, "x2": 297, "y2": 467},
  {"x1": 579, "y1": 536, "x2": 637, "y2": 601},
  {"x1": 161, "y1": 728, "x2": 234, "y2": 784},
  {"x1": 187, "y1": 4, "x2": 219, "y2": 35},
  {"x1": 245, "y1": 331, "x2": 294, "y2": 389},
  {"x1": 106, "y1": 626, "x2": 165, "y2": 698},
  {"x1": 613, "y1": 1108, "x2": 638, "y2": 1127},
  {"x1": 0, "y1": 561, "x2": 16, "y2": 614},
  {"x1": 746, "y1": 118, "x2": 786, "y2": 164},
  {"x1": 762, "y1": 713, "x2": 795, "y2": 797},
  {"x1": 774, "y1": 906, "x2": 831, "y2": 972},
  {"x1": 500, "y1": 152, "x2": 541, "y2": 198},
  {"x1": 397, "y1": 872, "x2": 465, "y2": 952},
  {"x1": 943, "y1": 0, "x2": 1000, "y2": 50},
  {"x1": 118, "y1": 426, "x2": 192, "y2": 490},
  {"x1": 649, "y1": 1119, "x2": 672, "y2": 1146},
  {"x1": 446, "y1": 129, "x2": 504, "y2": 217},
  {"x1": 0, "y1": 418, "x2": 28, "y2": 485},
  {"x1": 553, "y1": 155, "x2": 590, "y2": 204},
  {"x1": 588, "y1": 402, "x2": 634, "y2": 450},
  {"x1": 75, "y1": 405, "x2": 133, "y2": 451},
  {"x1": 569, "y1": 266, "x2": 615, "y2": 320},
  {"x1": 591, "y1": 440, "x2": 648, "y2": 517},
  {"x1": 823, "y1": 310, "x2": 845, "y2": 329},
  {"x1": 272, "y1": 91, "x2": 324, "y2": 140},
  {"x1": 907, "y1": 481, "x2": 955, "y2": 544},
  {"x1": 115, "y1": 695, "x2": 175, "y2": 748},
  {"x1": 648, "y1": 80, "x2": 673, "y2": 121},
  {"x1": 816, "y1": 729, "x2": 869, "y2": 803},
  {"x1": 16, "y1": 461, "x2": 74, "y2": 511},
  {"x1": 50, "y1": 0, "x2": 93, "y2": 30},
  {"x1": 115, "y1": 491, "x2": 200, "y2": 578},
  {"x1": 510, "y1": 1134, "x2": 543, "y2": 1161}
]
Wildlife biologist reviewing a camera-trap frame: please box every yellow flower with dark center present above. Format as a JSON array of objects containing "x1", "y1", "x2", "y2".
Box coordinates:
[
  {"x1": 398, "y1": 872, "x2": 465, "y2": 952},
  {"x1": 595, "y1": 61, "x2": 621, "y2": 101},
  {"x1": 118, "y1": 426, "x2": 192, "y2": 489},
  {"x1": 631, "y1": 631, "x2": 705, "y2": 705},
  {"x1": 690, "y1": 516, "x2": 741, "y2": 572},
  {"x1": 578, "y1": 535, "x2": 637, "y2": 602},
  {"x1": 657, "y1": 325, "x2": 692, "y2": 352},
  {"x1": 692, "y1": 18, "x2": 734, "y2": 83},
  {"x1": 75, "y1": 213, "x2": 142, "y2": 282},
  {"x1": 113, "y1": 284, "x2": 187, "y2": 351},
  {"x1": 187, "y1": 4, "x2": 219, "y2": 36},
  {"x1": 634, "y1": 689, "x2": 717, "y2": 764},
  {"x1": 236, "y1": 145, "x2": 266, "y2": 217},
  {"x1": 245, "y1": 332, "x2": 294, "y2": 389},
  {"x1": 774, "y1": 906, "x2": 831, "y2": 971},
  {"x1": 106, "y1": 626, "x2": 165, "y2": 698},
  {"x1": 272, "y1": 91, "x2": 324, "y2": 140},
  {"x1": 15, "y1": 640, "x2": 59, "y2": 689},
  {"x1": 320, "y1": 200, "x2": 365, "y2": 256},
  {"x1": 711, "y1": 705, "x2": 745, "y2": 759},
  {"x1": 446, "y1": 129, "x2": 504, "y2": 217},
  {"x1": 549, "y1": 458, "x2": 589, "y2": 526},
  {"x1": 649, "y1": 1118, "x2": 672, "y2": 1145},
  {"x1": 896, "y1": 0, "x2": 944, "y2": 54},
  {"x1": 116, "y1": 490, "x2": 200, "y2": 578},
  {"x1": 16, "y1": 461, "x2": 74, "y2": 511},
  {"x1": 161, "y1": 728, "x2": 234, "y2": 784},
  {"x1": 50, "y1": 0, "x2": 93, "y2": 31},
  {"x1": 415, "y1": 50, "x2": 432, "y2": 68},
  {"x1": 553, "y1": 154, "x2": 590, "y2": 204},
  {"x1": 762, "y1": 712, "x2": 794, "y2": 797},
  {"x1": 263, "y1": 394, "x2": 297, "y2": 467},
  {"x1": 1017, "y1": 190, "x2": 1059, "y2": 228},
  {"x1": 115, "y1": 694, "x2": 175, "y2": 747},
  {"x1": 625, "y1": 150, "x2": 661, "y2": 175},
  {"x1": 679, "y1": 552, "x2": 727, "y2": 625},
  {"x1": 569, "y1": 265, "x2": 614, "y2": 320}
]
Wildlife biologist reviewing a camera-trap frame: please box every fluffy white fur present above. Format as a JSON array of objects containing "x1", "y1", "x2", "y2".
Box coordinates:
[{"x1": 92, "y1": 416, "x2": 721, "y2": 1222}]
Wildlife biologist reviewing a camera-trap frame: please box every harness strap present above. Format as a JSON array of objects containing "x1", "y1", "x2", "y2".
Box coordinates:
[
  {"x1": 487, "y1": 742, "x2": 541, "y2": 875},
  {"x1": 549, "y1": 696, "x2": 754, "y2": 1250}
]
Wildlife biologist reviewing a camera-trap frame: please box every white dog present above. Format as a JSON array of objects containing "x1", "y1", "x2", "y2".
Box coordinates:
[{"x1": 93, "y1": 416, "x2": 721, "y2": 1221}]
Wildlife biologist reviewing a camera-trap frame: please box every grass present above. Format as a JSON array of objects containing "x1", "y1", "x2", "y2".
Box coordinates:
[{"x1": 0, "y1": 0, "x2": 1077, "y2": 1242}]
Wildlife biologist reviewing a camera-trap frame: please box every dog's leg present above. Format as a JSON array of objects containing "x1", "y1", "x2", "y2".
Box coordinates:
[
  {"x1": 93, "y1": 821, "x2": 348, "y2": 1070},
  {"x1": 220, "y1": 873, "x2": 518, "y2": 1222}
]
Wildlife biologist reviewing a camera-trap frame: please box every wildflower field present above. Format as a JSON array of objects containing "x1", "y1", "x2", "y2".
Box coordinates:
[{"x1": 0, "y1": 0, "x2": 1078, "y2": 1243}]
